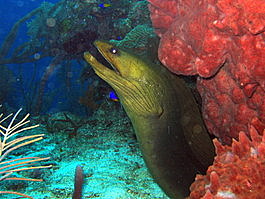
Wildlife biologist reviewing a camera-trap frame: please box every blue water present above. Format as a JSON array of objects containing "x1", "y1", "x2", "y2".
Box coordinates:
[
  {"x1": 0, "y1": 0, "x2": 58, "y2": 44},
  {"x1": 0, "y1": 0, "x2": 89, "y2": 114}
]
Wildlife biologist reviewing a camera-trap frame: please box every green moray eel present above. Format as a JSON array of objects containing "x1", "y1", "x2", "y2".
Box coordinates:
[{"x1": 84, "y1": 41, "x2": 215, "y2": 199}]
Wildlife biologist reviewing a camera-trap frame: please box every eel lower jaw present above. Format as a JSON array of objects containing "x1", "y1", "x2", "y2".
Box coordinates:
[{"x1": 110, "y1": 64, "x2": 121, "y2": 76}]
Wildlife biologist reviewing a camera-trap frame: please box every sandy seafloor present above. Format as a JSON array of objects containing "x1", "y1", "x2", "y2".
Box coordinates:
[{"x1": 0, "y1": 102, "x2": 169, "y2": 199}]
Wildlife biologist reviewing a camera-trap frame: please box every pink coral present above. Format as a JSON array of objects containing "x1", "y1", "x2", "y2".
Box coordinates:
[
  {"x1": 189, "y1": 125, "x2": 265, "y2": 199},
  {"x1": 147, "y1": 0, "x2": 265, "y2": 144}
]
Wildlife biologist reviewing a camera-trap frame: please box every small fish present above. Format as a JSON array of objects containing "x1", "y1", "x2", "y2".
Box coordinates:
[
  {"x1": 98, "y1": 3, "x2": 111, "y2": 8},
  {"x1": 109, "y1": 91, "x2": 119, "y2": 102}
]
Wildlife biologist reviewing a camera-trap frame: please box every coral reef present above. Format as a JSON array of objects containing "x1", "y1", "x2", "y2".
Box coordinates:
[
  {"x1": 147, "y1": 0, "x2": 265, "y2": 144},
  {"x1": 0, "y1": 0, "x2": 152, "y2": 66},
  {"x1": 189, "y1": 125, "x2": 265, "y2": 199},
  {"x1": 0, "y1": 0, "x2": 155, "y2": 115},
  {"x1": 128, "y1": 0, "x2": 152, "y2": 27},
  {"x1": 110, "y1": 24, "x2": 156, "y2": 56},
  {"x1": 25, "y1": 102, "x2": 169, "y2": 198}
]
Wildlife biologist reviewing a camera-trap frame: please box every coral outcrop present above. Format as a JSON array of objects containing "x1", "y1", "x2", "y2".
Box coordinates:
[
  {"x1": 110, "y1": 24, "x2": 156, "y2": 56},
  {"x1": 189, "y1": 125, "x2": 265, "y2": 199},
  {"x1": 147, "y1": 0, "x2": 265, "y2": 144}
]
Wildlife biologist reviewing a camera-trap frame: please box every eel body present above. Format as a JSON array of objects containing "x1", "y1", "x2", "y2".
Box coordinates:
[{"x1": 84, "y1": 41, "x2": 215, "y2": 199}]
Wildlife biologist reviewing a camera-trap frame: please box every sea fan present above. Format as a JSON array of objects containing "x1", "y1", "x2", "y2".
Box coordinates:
[{"x1": 0, "y1": 108, "x2": 52, "y2": 198}]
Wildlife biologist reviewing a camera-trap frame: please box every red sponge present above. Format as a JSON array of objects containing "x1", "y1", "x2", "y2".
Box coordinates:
[
  {"x1": 148, "y1": 0, "x2": 265, "y2": 143},
  {"x1": 189, "y1": 126, "x2": 265, "y2": 199}
]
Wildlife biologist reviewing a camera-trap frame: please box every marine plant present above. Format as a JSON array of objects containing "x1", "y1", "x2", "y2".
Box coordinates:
[{"x1": 0, "y1": 108, "x2": 52, "y2": 198}]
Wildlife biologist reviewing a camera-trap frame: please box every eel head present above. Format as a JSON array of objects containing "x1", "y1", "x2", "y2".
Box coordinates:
[{"x1": 84, "y1": 40, "x2": 163, "y2": 117}]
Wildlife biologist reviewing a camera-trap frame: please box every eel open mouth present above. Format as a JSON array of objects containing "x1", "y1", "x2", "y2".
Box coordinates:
[
  {"x1": 83, "y1": 41, "x2": 123, "y2": 80},
  {"x1": 83, "y1": 51, "x2": 118, "y2": 78},
  {"x1": 83, "y1": 49, "x2": 128, "y2": 93},
  {"x1": 93, "y1": 41, "x2": 122, "y2": 76}
]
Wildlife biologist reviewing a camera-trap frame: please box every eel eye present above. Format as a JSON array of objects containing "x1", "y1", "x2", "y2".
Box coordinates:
[{"x1": 109, "y1": 47, "x2": 119, "y2": 55}]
